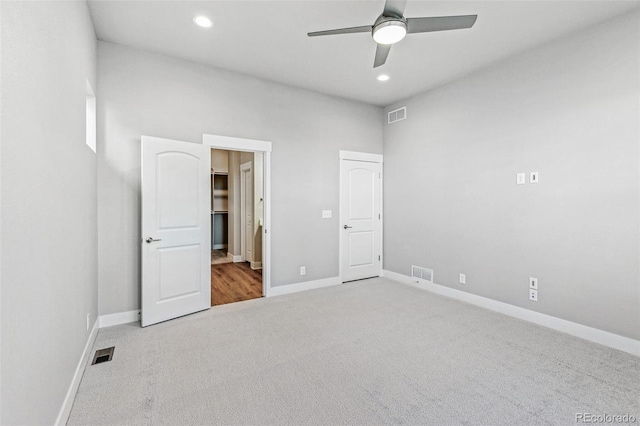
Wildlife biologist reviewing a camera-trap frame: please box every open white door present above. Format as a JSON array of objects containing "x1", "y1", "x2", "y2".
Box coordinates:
[
  {"x1": 141, "y1": 136, "x2": 211, "y2": 327},
  {"x1": 340, "y1": 156, "x2": 382, "y2": 282},
  {"x1": 240, "y1": 162, "x2": 253, "y2": 263}
]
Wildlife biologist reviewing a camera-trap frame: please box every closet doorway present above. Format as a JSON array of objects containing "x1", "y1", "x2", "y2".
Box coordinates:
[{"x1": 205, "y1": 134, "x2": 271, "y2": 306}]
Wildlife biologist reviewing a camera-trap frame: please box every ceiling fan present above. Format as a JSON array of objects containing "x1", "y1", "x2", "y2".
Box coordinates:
[{"x1": 307, "y1": 0, "x2": 477, "y2": 68}]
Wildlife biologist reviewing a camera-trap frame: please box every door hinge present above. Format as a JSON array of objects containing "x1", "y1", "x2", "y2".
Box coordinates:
[
  {"x1": 378, "y1": 255, "x2": 381, "y2": 261},
  {"x1": 379, "y1": 172, "x2": 381, "y2": 179},
  {"x1": 378, "y1": 214, "x2": 381, "y2": 219}
]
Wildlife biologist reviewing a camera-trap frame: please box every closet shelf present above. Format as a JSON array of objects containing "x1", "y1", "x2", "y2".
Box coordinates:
[{"x1": 211, "y1": 149, "x2": 229, "y2": 249}]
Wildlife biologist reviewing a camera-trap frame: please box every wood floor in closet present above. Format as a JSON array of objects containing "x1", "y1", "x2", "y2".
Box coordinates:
[{"x1": 211, "y1": 262, "x2": 262, "y2": 306}]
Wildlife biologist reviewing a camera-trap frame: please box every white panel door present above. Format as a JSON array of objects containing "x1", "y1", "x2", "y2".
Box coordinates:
[
  {"x1": 241, "y1": 162, "x2": 253, "y2": 263},
  {"x1": 340, "y1": 160, "x2": 382, "y2": 282},
  {"x1": 141, "y1": 136, "x2": 211, "y2": 327}
]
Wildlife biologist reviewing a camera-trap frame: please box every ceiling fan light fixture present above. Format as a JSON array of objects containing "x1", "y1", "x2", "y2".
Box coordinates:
[{"x1": 372, "y1": 20, "x2": 407, "y2": 45}]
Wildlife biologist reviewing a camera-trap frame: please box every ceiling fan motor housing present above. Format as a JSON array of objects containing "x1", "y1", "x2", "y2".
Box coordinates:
[{"x1": 372, "y1": 14, "x2": 408, "y2": 45}]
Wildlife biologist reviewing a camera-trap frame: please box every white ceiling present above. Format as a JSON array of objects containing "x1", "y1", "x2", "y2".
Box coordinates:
[{"x1": 87, "y1": 0, "x2": 639, "y2": 107}]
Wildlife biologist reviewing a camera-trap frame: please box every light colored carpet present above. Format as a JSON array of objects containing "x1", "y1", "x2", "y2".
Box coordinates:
[{"x1": 68, "y1": 278, "x2": 639, "y2": 425}]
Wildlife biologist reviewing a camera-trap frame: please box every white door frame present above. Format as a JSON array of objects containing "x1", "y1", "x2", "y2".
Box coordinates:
[
  {"x1": 338, "y1": 150, "x2": 384, "y2": 282},
  {"x1": 240, "y1": 161, "x2": 253, "y2": 263},
  {"x1": 203, "y1": 134, "x2": 271, "y2": 297}
]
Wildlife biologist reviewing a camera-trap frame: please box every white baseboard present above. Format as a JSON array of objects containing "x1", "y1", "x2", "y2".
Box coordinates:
[
  {"x1": 228, "y1": 253, "x2": 243, "y2": 262},
  {"x1": 251, "y1": 261, "x2": 262, "y2": 270},
  {"x1": 99, "y1": 310, "x2": 140, "y2": 328},
  {"x1": 55, "y1": 319, "x2": 99, "y2": 426},
  {"x1": 267, "y1": 276, "x2": 341, "y2": 297},
  {"x1": 213, "y1": 243, "x2": 228, "y2": 250},
  {"x1": 382, "y1": 270, "x2": 640, "y2": 357}
]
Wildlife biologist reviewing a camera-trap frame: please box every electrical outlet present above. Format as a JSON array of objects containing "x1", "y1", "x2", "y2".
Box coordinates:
[
  {"x1": 459, "y1": 273, "x2": 466, "y2": 284},
  {"x1": 322, "y1": 210, "x2": 332, "y2": 219},
  {"x1": 530, "y1": 171, "x2": 539, "y2": 183},
  {"x1": 86, "y1": 313, "x2": 90, "y2": 331},
  {"x1": 529, "y1": 277, "x2": 538, "y2": 290},
  {"x1": 300, "y1": 266, "x2": 306, "y2": 276},
  {"x1": 517, "y1": 173, "x2": 526, "y2": 185},
  {"x1": 529, "y1": 289, "x2": 538, "y2": 302}
]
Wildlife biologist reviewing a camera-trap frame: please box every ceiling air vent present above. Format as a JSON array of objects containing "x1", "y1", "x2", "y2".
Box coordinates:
[
  {"x1": 411, "y1": 265, "x2": 433, "y2": 283},
  {"x1": 388, "y1": 106, "x2": 406, "y2": 124}
]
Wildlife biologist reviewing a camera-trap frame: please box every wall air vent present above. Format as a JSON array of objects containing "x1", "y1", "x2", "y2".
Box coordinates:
[
  {"x1": 411, "y1": 265, "x2": 433, "y2": 283},
  {"x1": 388, "y1": 106, "x2": 407, "y2": 124}
]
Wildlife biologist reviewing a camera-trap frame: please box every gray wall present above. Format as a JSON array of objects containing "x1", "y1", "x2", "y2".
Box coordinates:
[
  {"x1": 1, "y1": 1, "x2": 98, "y2": 424},
  {"x1": 383, "y1": 10, "x2": 639, "y2": 340},
  {"x1": 97, "y1": 42, "x2": 383, "y2": 316}
]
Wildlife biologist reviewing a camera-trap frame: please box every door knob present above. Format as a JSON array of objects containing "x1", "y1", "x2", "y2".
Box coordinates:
[
  {"x1": 343, "y1": 225, "x2": 353, "y2": 229},
  {"x1": 145, "y1": 237, "x2": 162, "y2": 243}
]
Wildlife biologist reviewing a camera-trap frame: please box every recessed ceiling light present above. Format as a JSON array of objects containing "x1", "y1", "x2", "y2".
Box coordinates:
[
  {"x1": 377, "y1": 74, "x2": 390, "y2": 82},
  {"x1": 193, "y1": 16, "x2": 213, "y2": 28}
]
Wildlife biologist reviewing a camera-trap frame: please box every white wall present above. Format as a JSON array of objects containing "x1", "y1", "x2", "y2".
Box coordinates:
[
  {"x1": 383, "y1": 10, "x2": 640, "y2": 340},
  {"x1": 1, "y1": 1, "x2": 98, "y2": 424},
  {"x1": 97, "y1": 42, "x2": 383, "y2": 316}
]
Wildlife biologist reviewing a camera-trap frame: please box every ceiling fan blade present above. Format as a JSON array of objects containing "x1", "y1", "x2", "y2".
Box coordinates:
[
  {"x1": 308, "y1": 25, "x2": 372, "y2": 37},
  {"x1": 383, "y1": 0, "x2": 407, "y2": 17},
  {"x1": 406, "y1": 15, "x2": 477, "y2": 34},
  {"x1": 373, "y1": 44, "x2": 392, "y2": 68}
]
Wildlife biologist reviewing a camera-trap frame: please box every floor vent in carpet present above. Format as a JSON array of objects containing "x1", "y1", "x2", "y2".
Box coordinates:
[{"x1": 91, "y1": 347, "x2": 115, "y2": 365}]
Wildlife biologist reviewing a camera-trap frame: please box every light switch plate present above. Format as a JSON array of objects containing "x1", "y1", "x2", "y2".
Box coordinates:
[
  {"x1": 530, "y1": 171, "x2": 539, "y2": 183},
  {"x1": 322, "y1": 210, "x2": 332, "y2": 219},
  {"x1": 517, "y1": 173, "x2": 526, "y2": 185},
  {"x1": 529, "y1": 277, "x2": 538, "y2": 290}
]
